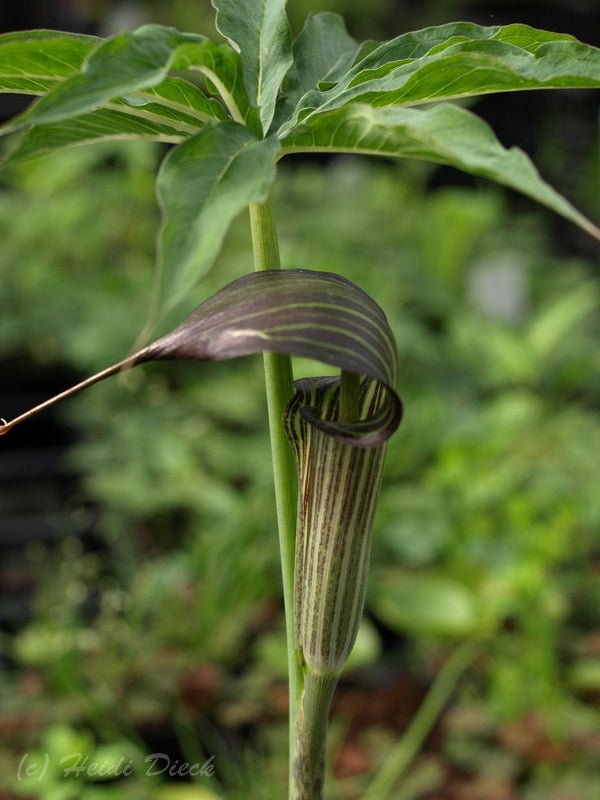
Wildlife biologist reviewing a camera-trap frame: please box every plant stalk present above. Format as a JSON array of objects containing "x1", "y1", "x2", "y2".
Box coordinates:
[
  {"x1": 363, "y1": 638, "x2": 482, "y2": 800},
  {"x1": 293, "y1": 670, "x2": 338, "y2": 800},
  {"x1": 248, "y1": 195, "x2": 302, "y2": 795}
]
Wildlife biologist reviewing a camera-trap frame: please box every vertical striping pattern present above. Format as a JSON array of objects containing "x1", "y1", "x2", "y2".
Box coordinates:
[
  {"x1": 285, "y1": 376, "x2": 390, "y2": 799},
  {"x1": 285, "y1": 376, "x2": 388, "y2": 675}
]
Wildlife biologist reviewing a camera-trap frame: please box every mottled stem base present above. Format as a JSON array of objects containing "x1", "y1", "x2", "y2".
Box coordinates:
[{"x1": 292, "y1": 670, "x2": 338, "y2": 800}]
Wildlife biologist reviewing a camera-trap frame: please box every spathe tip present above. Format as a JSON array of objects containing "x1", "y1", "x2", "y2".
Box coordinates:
[{"x1": 0, "y1": 354, "x2": 144, "y2": 438}]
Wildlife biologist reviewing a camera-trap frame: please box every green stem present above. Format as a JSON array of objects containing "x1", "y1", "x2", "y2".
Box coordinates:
[
  {"x1": 363, "y1": 639, "x2": 482, "y2": 800},
  {"x1": 293, "y1": 670, "x2": 338, "y2": 800},
  {"x1": 248, "y1": 195, "x2": 302, "y2": 797}
]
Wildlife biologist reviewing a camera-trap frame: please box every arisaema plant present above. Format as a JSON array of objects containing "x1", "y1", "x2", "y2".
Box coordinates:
[{"x1": 0, "y1": 3, "x2": 598, "y2": 798}]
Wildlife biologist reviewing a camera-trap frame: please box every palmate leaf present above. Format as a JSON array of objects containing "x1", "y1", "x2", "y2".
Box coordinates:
[
  {"x1": 280, "y1": 103, "x2": 600, "y2": 241},
  {"x1": 2, "y1": 109, "x2": 186, "y2": 164},
  {"x1": 279, "y1": 22, "x2": 600, "y2": 132},
  {"x1": 0, "y1": 269, "x2": 401, "y2": 447},
  {"x1": 122, "y1": 77, "x2": 227, "y2": 127},
  {"x1": 0, "y1": 26, "x2": 204, "y2": 133},
  {"x1": 0, "y1": 24, "x2": 278, "y2": 315},
  {"x1": 0, "y1": 28, "x2": 229, "y2": 161},
  {"x1": 174, "y1": 38, "x2": 259, "y2": 129},
  {"x1": 277, "y1": 12, "x2": 358, "y2": 123},
  {"x1": 0, "y1": 25, "x2": 256, "y2": 139},
  {"x1": 156, "y1": 122, "x2": 281, "y2": 312},
  {"x1": 0, "y1": 15, "x2": 597, "y2": 320},
  {"x1": 2, "y1": 79, "x2": 229, "y2": 165},
  {"x1": 0, "y1": 29, "x2": 98, "y2": 95},
  {"x1": 212, "y1": 0, "x2": 293, "y2": 134}
]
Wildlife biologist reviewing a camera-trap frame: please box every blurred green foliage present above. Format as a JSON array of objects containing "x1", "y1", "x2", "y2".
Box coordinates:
[{"x1": 0, "y1": 132, "x2": 599, "y2": 798}]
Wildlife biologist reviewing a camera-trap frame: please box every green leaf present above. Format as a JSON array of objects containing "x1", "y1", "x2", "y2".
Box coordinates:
[
  {"x1": 1, "y1": 25, "x2": 207, "y2": 134},
  {"x1": 281, "y1": 12, "x2": 358, "y2": 115},
  {"x1": 0, "y1": 269, "x2": 401, "y2": 447},
  {"x1": 280, "y1": 23, "x2": 600, "y2": 131},
  {"x1": 1, "y1": 76, "x2": 228, "y2": 164},
  {"x1": 156, "y1": 122, "x2": 280, "y2": 312},
  {"x1": 370, "y1": 571, "x2": 482, "y2": 637},
  {"x1": 212, "y1": 0, "x2": 293, "y2": 134},
  {"x1": 569, "y1": 659, "x2": 600, "y2": 692},
  {"x1": 2, "y1": 109, "x2": 185, "y2": 164},
  {"x1": 128, "y1": 76, "x2": 227, "y2": 125},
  {"x1": 280, "y1": 103, "x2": 600, "y2": 240},
  {"x1": 0, "y1": 26, "x2": 260, "y2": 147},
  {"x1": 528, "y1": 282, "x2": 598, "y2": 359},
  {"x1": 344, "y1": 21, "x2": 579, "y2": 75},
  {"x1": 174, "y1": 38, "x2": 259, "y2": 130},
  {"x1": 0, "y1": 29, "x2": 98, "y2": 95}
]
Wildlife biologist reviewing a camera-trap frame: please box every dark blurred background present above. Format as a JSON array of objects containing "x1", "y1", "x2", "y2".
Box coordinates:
[{"x1": 0, "y1": 3, "x2": 599, "y2": 799}]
